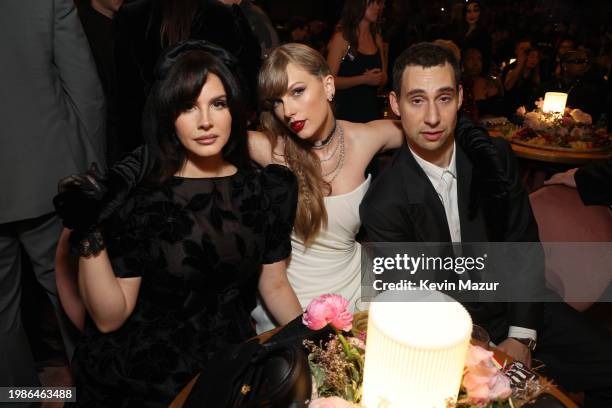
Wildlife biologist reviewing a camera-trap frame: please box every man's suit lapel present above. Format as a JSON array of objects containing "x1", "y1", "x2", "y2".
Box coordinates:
[
  {"x1": 456, "y1": 145, "x2": 488, "y2": 242},
  {"x1": 397, "y1": 144, "x2": 452, "y2": 242}
]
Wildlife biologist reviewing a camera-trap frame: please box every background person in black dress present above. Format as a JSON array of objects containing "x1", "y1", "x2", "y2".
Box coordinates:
[
  {"x1": 327, "y1": 0, "x2": 387, "y2": 123},
  {"x1": 55, "y1": 42, "x2": 302, "y2": 407},
  {"x1": 453, "y1": 0, "x2": 492, "y2": 77}
]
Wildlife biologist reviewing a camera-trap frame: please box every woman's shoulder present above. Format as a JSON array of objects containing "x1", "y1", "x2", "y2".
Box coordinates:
[{"x1": 329, "y1": 31, "x2": 349, "y2": 48}]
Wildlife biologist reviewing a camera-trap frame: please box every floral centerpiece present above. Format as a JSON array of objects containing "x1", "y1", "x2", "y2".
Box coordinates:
[
  {"x1": 302, "y1": 294, "x2": 550, "y2": 408},
  {"x1": 507, "y1": 99, "x2": 610, "y2": 150}
]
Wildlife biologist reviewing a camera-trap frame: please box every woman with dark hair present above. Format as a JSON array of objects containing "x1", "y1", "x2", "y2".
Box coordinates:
[
  {"x1": 114, "y1": 0, "x2": 262, "y2": 154},
  {"x1": 327, "y1": 0, "x2": 387, "y2": 123},
  {"x1": 453, "y1": 0, "x2": 492, "y2": 76},
  {"x1": 54, "y1": 41, "x2": 301, "y2": 406}
]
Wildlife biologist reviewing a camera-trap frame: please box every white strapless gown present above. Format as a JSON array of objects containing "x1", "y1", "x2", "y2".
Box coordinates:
[{"x1": 252, "y1": 175, "x2": 371, "y2": 333}]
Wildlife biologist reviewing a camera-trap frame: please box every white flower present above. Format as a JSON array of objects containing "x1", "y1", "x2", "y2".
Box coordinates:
[
  {"x1": 534, "y1": 98, "x2": 544, "y2": 111},
  {"x1": 524, "y1": 112, "x2": 547, "y2": 130},
  {"x1": 569, "y1": 109, "x2": 592, "y2": 125}
]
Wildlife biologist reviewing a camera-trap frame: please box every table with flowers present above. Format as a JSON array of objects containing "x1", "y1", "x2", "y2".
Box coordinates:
[
  {"x1": 485, "y1": 93, "x2": 612, "y2": 165},
  {"x1": 488, "y1": 129, "x2": 612, "y2": 165},
  {"x1": 169, "y1": 293, "x2": 580, "y2": 408}
]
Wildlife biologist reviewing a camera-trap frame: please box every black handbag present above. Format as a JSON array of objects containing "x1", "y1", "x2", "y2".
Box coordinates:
[{"x1": 183, "y1": 317, "x2": 334, "y2": 408}]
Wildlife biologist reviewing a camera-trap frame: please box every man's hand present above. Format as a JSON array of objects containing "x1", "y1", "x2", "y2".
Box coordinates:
[
  {"x1": 497, "y1": 338, "x2": 531, "y2": 368},
  {"x1": 544, "y1": 168, "x2": 578, "y2": 188}
]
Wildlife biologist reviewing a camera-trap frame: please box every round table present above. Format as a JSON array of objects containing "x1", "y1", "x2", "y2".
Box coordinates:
[{"x1": 488, "y1": 130, "x2": 612, "y2": 165}]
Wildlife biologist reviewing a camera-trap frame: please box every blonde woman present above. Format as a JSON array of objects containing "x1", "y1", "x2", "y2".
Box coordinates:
[
  {"x1": 248, "y1": 43, "x2": 506, "y2": 332},
  {"x1": 248, "y1": 43, "x2": 403, "y2": 331}
]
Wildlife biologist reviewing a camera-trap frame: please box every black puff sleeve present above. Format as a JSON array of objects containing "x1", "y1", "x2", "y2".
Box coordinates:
[
  {"x1": 260, "y1": 165, "x2": 298, "y2": 264},
  {"x1": 104, "y1": 194, "x2": 152, "y2": 278}
]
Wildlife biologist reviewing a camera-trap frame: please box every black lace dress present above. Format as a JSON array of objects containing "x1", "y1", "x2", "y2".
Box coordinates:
[{"x1": 71, "y1": 165, "x2": 297, "y2": 407}]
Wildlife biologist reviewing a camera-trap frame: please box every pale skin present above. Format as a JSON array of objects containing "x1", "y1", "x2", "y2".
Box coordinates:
[
  {"x1": 248, "y1": 63, "x2": 403, "y2": 195},
  {"x1": 390, "y1": 62, "x2": 532, "y2": 366},
  {"x1": 79, "y1": 74, "x2": 302, "y2": 333},
  {"x1": 326, "y1": 1, "x2": 387, "y2": 90}
]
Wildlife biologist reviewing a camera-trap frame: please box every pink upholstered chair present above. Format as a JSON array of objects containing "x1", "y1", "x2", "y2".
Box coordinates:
[
  {"x1": 55, "y1": 228, "x2": 85, "y2": 331},
  {"x1": 529, "y1": 185, "x2": 612, "y2": 311}
]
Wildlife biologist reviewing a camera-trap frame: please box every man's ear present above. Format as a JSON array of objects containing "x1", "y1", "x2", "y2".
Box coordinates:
[
  {"x1": 389, "y1": 91, "x2": 401, "y2": 117},
  {"x1": 457, "y1": 84, "x2": 463, "y2": 111},
  {"x1": 323, "y1": 74, "x2": 335, "y2": 101}
]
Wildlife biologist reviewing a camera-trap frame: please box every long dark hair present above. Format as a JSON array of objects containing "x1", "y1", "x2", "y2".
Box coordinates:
[
  {"x1": 143, "y1": 41, "x2": 250, "y2": 183},
  {"x1": 339, "y1": 0, "x2": 381, "y2": 51}
]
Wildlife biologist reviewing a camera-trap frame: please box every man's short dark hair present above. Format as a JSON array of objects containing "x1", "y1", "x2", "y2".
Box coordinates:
[{"x1": 392, "y1": 42, "x2": 462, "y2": 95}]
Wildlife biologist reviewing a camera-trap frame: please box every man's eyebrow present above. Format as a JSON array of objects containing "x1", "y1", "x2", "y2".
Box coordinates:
[
  {"x1": 405, "y1": 86, "x2": 456, "y2": 97},
  {"x1": 437, "y1": 86, "x2": 456, "y2": 94}
]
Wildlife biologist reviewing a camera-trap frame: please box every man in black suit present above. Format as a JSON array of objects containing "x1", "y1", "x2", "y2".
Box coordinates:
[{"x1": 360, "y1": 42, "x2": 612, "y2": 407}]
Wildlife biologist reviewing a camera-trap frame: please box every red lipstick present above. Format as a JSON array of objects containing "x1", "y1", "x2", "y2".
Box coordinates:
[{"x1": 290, "y1": 120, "x2": 305, "y2": 133}]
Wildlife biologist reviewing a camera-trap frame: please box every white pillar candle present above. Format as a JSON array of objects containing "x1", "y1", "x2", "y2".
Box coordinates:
[
  {"x1": 362, "y1": 290, "x2": 472, "y2": 408},
  {"x1": 542, "y1": 92, "x2": 568, "y2": 113}
]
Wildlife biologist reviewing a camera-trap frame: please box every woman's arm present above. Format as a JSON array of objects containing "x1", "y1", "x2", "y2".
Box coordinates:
[
  {"x1": 504, "y1": 59, "x2": 526, "y2": 91},
  {"x1": 78, "y1": 251, "x2": 141, "y2": 333},
  {"x1": 350, "y1": 119, "x2": 404, "y2": 155},
  {"x1": 376, "y1": 33, "x2": 388, "y2": 88},
  {"x1": 248, "y1": 130, "x2": 274, "y2": 166},
  {"x1": 258, "y1": 259, "x2": 302, "y2": 325}
]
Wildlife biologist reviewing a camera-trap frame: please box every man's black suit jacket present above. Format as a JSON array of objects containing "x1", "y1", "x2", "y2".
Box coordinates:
[
  {"x1": 360, "y1": 137, "x2": 543, "y2": 342},
  {"x1": 576, "y1": 158, "x2": 612, "y2": 206}
]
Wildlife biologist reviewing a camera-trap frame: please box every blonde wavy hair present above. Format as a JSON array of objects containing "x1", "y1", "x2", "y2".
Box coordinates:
[{"x1": 258, "y1": 43, "x2": 333, "y2": 246}]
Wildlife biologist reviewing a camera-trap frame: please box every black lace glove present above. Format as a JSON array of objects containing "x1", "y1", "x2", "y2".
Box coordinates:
[
  {"x1": 53, "y1": 163, "x2": 108, "y2": 232},
  {"x1": 455, "y1": 114, "x2": 511, "y2": 200},
  {"x1": 53, "y1": 147, "x2": 149, "y2": 257}
]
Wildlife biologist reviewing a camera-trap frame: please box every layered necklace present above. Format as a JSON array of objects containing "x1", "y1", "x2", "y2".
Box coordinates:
[{"x1": 318, "y1": 124, "x2": 345, "y2": 183}]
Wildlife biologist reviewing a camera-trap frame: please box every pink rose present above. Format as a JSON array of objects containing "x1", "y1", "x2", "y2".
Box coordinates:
[
  {"x1": 309, "y1": 397, "x2": 354, "y2": 408},
  {"x1": 488, "y1": 372, "x2": 512, "y2": 400},
  {"x1": 561, "y1": 115, "x2": 575, "y2": 127},
  {"x1": 462, "y1": 345, "x2": 512, "y2": 403},
  {"x1": 302, "y1": 294, "x2": 353, "y2": 331}
]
